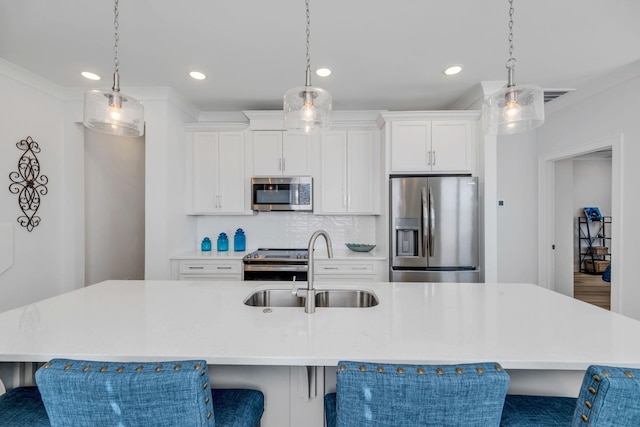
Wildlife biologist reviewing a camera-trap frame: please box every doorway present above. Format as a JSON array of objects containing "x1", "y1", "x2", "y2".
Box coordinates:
[
  {"x1": 571, "y1": 150, "x2": 612, "y2": 309},
  {"x1": 538, "y1": 135, "x2": 622, "y2": 312},
  {"x1": 84, "y1": 130, "x2": 145, "y2": 285}
]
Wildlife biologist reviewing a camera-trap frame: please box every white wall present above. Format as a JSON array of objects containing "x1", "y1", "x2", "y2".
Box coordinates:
[
  {"x1": 572, "y1": 158, "x2": 612, "y2": 271},
  {"x1": 573, "y1": 159, "x2": 612, "y2": 218},
  {"x1": 537, "y1": 68, "x2": 640, "y2": 319},
  {"x1": 84, "y1": 130, "x2": 145, "y2": 285},
  {"x1": 496, "y1": 131, "x2": 538, "y2": 284},
  {"x1": 0, "y1": 62, "x2": 198, "y2": 311},
  {"x1": 143, "y1": 93, "x2": 197, "y2": 279},
  {"x1": 554, "y1": 159, "x2": 574, "y2": 297},
  {"x1": 0, "y1": 66, "x2": 69, "y2": 312}
]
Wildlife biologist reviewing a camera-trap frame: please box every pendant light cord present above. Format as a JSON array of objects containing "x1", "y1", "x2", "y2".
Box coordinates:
[
  {"x1": 505, "y1": 0, "x2": 516, "y2": 86},
  {"x1": 304, "y1": 0, "x2": 312, "y2": 87},
  {"x1": 112, "y1": 0, "x2": 121, "y2": 92}
]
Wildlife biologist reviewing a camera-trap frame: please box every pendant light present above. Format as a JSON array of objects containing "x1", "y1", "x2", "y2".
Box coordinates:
[
  {"x1": 483, "y1": 0, "x2": 544, "y2": 135},
  {"x1": 83, "y1": 0, "x2": 144, "y2": 137},
  {"x1": 283, "y1": 0, "x2": 332, "y2": 134}
]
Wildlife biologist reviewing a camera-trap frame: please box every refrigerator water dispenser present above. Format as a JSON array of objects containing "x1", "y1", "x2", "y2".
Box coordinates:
[{"x1": 395, "y1": 218, "x2": 419, "y2": 256}]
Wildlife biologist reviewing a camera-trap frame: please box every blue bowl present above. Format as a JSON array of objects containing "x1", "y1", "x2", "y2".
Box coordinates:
[{"x1": 345, "y1": 243, "x2": 376, "y2": 252}]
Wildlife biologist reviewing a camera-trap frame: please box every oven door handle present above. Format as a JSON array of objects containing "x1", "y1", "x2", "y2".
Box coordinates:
[{"x1": 243, "y1": 264, "x2": 308, "y2": 272}]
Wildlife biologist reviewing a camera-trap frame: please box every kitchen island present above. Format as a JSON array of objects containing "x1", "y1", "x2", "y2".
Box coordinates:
[{"x1": 2, "y1": 280, "x2": 640, "y2": 426}]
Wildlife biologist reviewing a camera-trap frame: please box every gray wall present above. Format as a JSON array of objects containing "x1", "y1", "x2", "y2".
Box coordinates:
[{"x1": 84, "y1": 130, "x2": 145, "y2": 285}]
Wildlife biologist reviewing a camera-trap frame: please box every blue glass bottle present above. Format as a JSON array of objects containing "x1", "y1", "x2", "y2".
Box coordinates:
[
  {"x1": 217, "y1": 233, "x2": 229, "y2": 251},
  {"x1": 234, "y1": 228, "x2": 246, "y2": 251},
  {"x1": 201, "y1": 237, "x2": 212, "y2": 252}
]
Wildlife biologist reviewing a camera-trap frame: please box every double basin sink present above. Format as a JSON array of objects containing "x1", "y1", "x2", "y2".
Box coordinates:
[{"x1": 244, "y1": 287, "x2": 379, "y2": 308}]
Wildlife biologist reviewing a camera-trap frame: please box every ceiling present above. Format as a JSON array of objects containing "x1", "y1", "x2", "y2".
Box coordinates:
[{"x1": 2, "y1": 0, "x2": 640, "y2": 113}]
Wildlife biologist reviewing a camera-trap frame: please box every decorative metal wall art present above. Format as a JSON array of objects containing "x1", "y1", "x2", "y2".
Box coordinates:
[{"x1": 8, "y1": 136, "x2": 49, "y2": 231}]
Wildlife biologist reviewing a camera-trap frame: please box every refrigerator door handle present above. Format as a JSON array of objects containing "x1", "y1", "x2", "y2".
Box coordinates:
[
  {"x1": 429, "y1": 187, "x2": 435, "y2": 257},
  {"x1": 421, "y1": 187, "x2": 428, "y2": 258}
]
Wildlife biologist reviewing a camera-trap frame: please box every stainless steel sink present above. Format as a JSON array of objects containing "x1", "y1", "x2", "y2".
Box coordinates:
[
  {"x1": 244, "y1": 288, "x2": 378, "y2": 308},
  {"x1": 315, "y1": 290, "x2": 379, "y2": 308},
  {"x1": 243, "y1": 289, "x2": 305, "y2": 307}
]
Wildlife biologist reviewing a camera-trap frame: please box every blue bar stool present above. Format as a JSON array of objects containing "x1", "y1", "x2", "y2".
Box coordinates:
[
  {"x1": 0, "y1": 385, "x2": 50, "y2": 426},
  {"x1": 500, "y1": 365, "x2": 640, "y2": 426},
  {"x1": 35, "y1": 359, "x2": 264, "y2": 427},
  {"x1": 325, "y1": 360, "x2": 510, "y2": 427}
]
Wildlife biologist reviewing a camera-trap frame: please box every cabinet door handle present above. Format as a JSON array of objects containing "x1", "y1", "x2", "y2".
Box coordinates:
[
  {"x1": 282, "y1": 158, "x2": 286, "y2": 171},
  {"x1": 432, "y1": 151, "x2": 436, "y2": 166},
  {"x1": 218, "y1": 195, "x2": 222, "y2": 209},
  {"x1": 278, "y1": 158, "x2": 283, "y2": 171},
  {"x1": 216, "y1": 266, "x2": 232, "y2": 270},
  {"x1": 188, "y1": 266, "x2": 205, "y2": 270}
]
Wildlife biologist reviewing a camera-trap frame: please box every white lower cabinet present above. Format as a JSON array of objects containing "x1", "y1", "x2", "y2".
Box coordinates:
[
  {"x1": 313, "y1": 259, "x2": 385, "y2": 282},
  {"x1": 174, "y1": 259, "x2": 243, "y2": 281}
]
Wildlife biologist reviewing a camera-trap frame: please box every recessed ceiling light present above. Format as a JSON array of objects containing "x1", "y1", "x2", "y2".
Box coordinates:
[
  {"x1": 316, "y1": 68, "x2": 332, "y2": 77},
  {"x1": 443, "y1": 65, "x2": 463, "y2": 76},
  {"x1": 189, "y1": 71, "x2": 207, "y2": 80},
  {"x1": 81, "y1": 71, "x2": 101, "y2": 81}
]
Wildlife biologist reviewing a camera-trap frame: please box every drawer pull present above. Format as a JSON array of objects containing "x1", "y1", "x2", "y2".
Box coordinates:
[
  {"x1": 353, "y1": 267, "x2": 368, "y2": 270},
  {"x1": 323, "y1": 267, "x2": 339, "y2": 270},
  {"x1": 188, "y1": 266, "x2": 205, "y2": 270},
  {"x1": 216, "y1": 266, "x2": 232, "y2": 270}
]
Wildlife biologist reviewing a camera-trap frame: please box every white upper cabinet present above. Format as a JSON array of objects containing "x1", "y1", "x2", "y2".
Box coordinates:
[
  {"x1": 430, "y1": 121, "x2": 472, "y2": 172},
  {"x1": 317, "y1": 129, "x2": 380, "y2": 215},
  {"x1": 390, "y1": 121, "x2": 432, "y2": 172},
  {"x1": 389, "y1": 119, "x2": 473, "y2": 173},
  {"x1": 188, "y1": 131, "x2": 248, "y2": 215},
  {"x1": 252, "y1": 131, "x2": 313, "y2": 176}
]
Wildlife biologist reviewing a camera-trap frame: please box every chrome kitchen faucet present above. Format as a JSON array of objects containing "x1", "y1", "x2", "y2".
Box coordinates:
[{"x1": 295, "y1": 230, "x2": 333, "y2": 313}]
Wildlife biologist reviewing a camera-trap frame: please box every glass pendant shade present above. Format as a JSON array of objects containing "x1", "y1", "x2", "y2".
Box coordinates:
[
  {"x1": 284, "y1": 85, "x2": 332, "y2": 134},
  {"x1": 83, "y1": 89, "x2": 145, "y2": 137},
  {"x1": 483, "y1": 83, "x2": 544, "y2": 135}
]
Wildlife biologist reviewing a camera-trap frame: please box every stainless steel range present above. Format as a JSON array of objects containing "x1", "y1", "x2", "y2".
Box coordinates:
[{"x1": 243, "y1": 248, "x2": 308, "y2": 281}]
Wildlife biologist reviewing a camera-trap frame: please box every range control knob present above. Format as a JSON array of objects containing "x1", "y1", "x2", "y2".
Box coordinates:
[{"x1": 253, "y1": 253, "x2": 259, "y2": 258}]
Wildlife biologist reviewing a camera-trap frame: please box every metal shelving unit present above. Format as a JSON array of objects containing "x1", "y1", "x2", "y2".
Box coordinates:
[{"x1": 578, "y1": 216, "x2": 611, "y2": 274}]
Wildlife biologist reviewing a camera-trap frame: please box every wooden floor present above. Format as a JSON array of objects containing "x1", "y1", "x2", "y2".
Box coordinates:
[{"x1": 574, "y1": 272, "x2": 610, "y2": 310}]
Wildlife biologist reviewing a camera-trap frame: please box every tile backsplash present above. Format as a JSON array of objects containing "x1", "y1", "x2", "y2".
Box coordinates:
[{"x1": 196, "y1": 212, "x2": 377, "y2": 250}]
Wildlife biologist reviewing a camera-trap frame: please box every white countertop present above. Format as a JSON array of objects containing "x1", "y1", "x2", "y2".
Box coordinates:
[
  {"x1": 2, "y1": 280, "x2": 640, "y2": 370},
  {"x1": 170, "y1": 250, "x2": 251, "y2": 260},
  {"x1": 171, "y1": 248, "x2": 387, "y2": 261}
]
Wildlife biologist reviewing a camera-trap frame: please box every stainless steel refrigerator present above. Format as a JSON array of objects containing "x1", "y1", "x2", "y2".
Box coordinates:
[{"x1": 389, "y1": 176, "x2": 480, "y2": 282}]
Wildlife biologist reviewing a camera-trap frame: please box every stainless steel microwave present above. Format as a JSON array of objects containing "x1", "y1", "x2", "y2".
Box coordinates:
[{"x1": 251, "y1": 177, "x2": 313, "y2": 211}]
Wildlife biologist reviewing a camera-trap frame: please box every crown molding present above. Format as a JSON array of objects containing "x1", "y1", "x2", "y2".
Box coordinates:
[
  {"x1": 377, "y1": 110, "x2": 481, "y2": 127},
  {"x1": 0, "y1": 58, "x2": 66, "y2": 100},
  {"x1": 184, "y1": 122, "x2": 249, "y2": 132}
]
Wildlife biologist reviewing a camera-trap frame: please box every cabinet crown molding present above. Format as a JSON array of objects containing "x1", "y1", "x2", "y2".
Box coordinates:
[
  {"x1": 244, "y1": 110, "x2": 385, "y2": 130},
  {"x1": 184, "y1": 122, "x2": 249, "y2": 132},
  {"x1": 377, "y1": 110, "x2": 481, "y2": 127}
]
